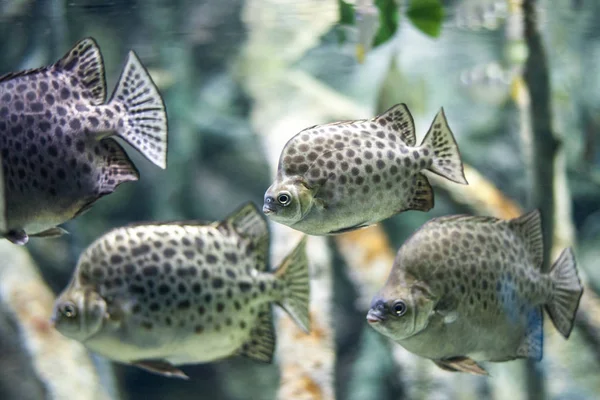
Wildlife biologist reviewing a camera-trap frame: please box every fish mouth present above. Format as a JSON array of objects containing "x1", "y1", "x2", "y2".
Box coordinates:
[
  {"x1": 366, "y1": 309, "x2": 384, "y2": 323},
  {"x1": 262, "y1": 204, "x2": 276, "y2": 215}
]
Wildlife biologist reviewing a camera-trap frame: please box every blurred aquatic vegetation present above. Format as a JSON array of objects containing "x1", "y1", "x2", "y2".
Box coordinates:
[
  {"x1": 337, "y1": 0, "x2": 444, "y2": 62},
  {"x1": 0, "y1": 0, "x2": 599, "y2": 399}
]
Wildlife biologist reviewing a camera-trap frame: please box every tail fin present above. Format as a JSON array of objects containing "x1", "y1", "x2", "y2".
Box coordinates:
[
  {"x1": 274, "y1": 236, "x2": 310, "y2": 333},
  {"x1": 110, "y1": 51, "x2": 168, "y2": 169},
  {"x1": 546, "y1": 248, "x2": 583, "y2": 338},
  {"x1": 422, "y1": 108, "x2": 468, "y2": 185}
]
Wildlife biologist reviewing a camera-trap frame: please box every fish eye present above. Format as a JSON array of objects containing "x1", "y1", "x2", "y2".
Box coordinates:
[
  {"x1": 392, "y1": 300, "x2": 407, "y2": 317},
  {"x1": 61, "y1": 303, "x2": 77, "y2": 318},
  {"x1": 277, "y1": 192, "x2": 291, "y2": 206}
]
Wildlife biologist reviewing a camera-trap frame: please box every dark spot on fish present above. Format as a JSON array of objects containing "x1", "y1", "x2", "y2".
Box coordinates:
[
  {"x1": 110, "y1": 255, "x2": 123, "y2": 264},
  {"x1": 192, "y1": 283, "x2": 202, "y2": 294},
  {"x1": 123, "y1": 263, "x2": 135, "y2": 274},
  {"x1": 206, "y1": 254, "x2": 217, "y2": 264},
  {"x1": 158, "y1": 284, "x2": 170, "y2": 295},
  {"x1": 177, "y1": 300, "x2": 191, "y2": 310},
  {"x1": 178, "y1": 283, "x2": 187, "y2": 294},
  {"x1": 204, "y1": 293, "x2": 212, "y2": 303},
  {"x1": 143, "y1": 265, "x2": 159, "y2": 277},
  {"x1": 163, "y1": 248, "x2": 176, "y2": 258},
  {"x1": 129, "y1": 284, "x2": 145, "y2": 295},
  {"x1": 238, "y1": 281, "x2": 252, "y2": 292},
  {"x1": 48, "y1": 145, "x2": 58, "y2": 157},
  {"x1": 212, "y1": 278, "x2": 224, "y2": 289}
]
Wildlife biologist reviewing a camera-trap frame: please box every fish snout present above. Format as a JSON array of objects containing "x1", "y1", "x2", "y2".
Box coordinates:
[
  {"x1": 263, "y1": 197, "x2": 276, "y2": 215},
  {"x1": 366, "y1": 308, "x2": 385, "y2": 323}
]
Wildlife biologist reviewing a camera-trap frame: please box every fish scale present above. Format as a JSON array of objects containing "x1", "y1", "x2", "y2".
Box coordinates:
[
  {"x1": 263, "y1": 103, "x2": 468, "y2": 235},
  {"x1": 0, "y1": 37, "x2": 168, "y2": 245},
  {"x1": 52, "y1": 202, "x2": 310, "y2": 379},
  {"x1": 367, "y1": 210, "x2": 584, "y2": 375}
]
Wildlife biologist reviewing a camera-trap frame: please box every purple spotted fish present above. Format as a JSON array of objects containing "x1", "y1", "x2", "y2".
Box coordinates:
[
  {"x1": 263, "y1": 104, "x2": 468, "y2": 235},
  {"x1": 367, "y1": 210, "x2": 583, "y2": 375},
  {"x1": 51, "y1": 203, "x2": 310, "y2": 379},
  {"x1": 0, "y1": 37, "x2": 168, "y2": 245}
]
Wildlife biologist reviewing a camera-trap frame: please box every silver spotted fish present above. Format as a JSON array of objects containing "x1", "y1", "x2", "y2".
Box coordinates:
[
  {"x1": 263, "y1": 104, "x2": 468, "y2": 235},
  {"x1": 51, "y1": 202, "x2": 310, "y2": 379},
  {"x1": 0, "y1": 37, "x2": 168, "y2": 245},
  {"x1": 367, "y1": 210, "x2": 583, "y2": 375}
]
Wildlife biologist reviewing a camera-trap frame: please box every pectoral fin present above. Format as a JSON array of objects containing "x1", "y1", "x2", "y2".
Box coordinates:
[
  {"x1": 132, "y1": 359, "x2": 189, "y2": 379},
  {"x1": 327, "y1": 222, "x2": 370, "y2": 235},
  {"x1": 433, "y1": 356, "x2": 489, "y2": 376},
  {"x1": 30, "y1": 227, "x2": 69, "y2": 238}
]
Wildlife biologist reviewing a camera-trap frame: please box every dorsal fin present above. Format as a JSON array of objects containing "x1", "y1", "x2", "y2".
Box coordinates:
[
  {"x1": 224, "y1": 201, "x2": 268, "y2": 243},
  {"x1": 508, "y1": 210, "x2": 543, "y2": 269},
  {"x1": 54, "y1": 37, "x2": 107, "y2": 105},
  {"x1": 373, "y1": 103, "x2": 416, "y2": 146},
  {"x1": 430, "y1": 214, "x2": 502, "y2": 225},
  {"x1": 0, "y1": 66, "x2": 50, "y2": 84},
  {"x1": 124, "y1": 219, "x2": 212, "y2": 229}
]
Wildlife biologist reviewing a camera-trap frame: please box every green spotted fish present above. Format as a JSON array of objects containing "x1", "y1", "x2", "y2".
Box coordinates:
[
  {"x1": 263, "y1": 104, "x2": 467, "y2": 235},
  {"x1": 0, "y1": 37, "x2": 168, "y2": 245},
  {"x1": 367, "y1": 210, "x2": 583, "y2": 375},
  {"x1": 51, "y1": 203, "x2": 310, "y2": 379}
]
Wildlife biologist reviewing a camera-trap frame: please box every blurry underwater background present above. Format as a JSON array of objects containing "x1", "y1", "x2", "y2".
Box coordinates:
[{"x1": 0, "y1": 0, "x2": 599, "y2": 399}]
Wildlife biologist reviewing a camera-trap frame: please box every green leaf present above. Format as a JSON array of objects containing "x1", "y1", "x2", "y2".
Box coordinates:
[
  {"x1": 338, "y1": 0, "x2": 355, "y2": 25},
  {"x1": 406, "y1": 0, "x2": 444, "y2": 37},
  {"x1": 373, "y1": 0, "x2": 400, "y2": 46}
]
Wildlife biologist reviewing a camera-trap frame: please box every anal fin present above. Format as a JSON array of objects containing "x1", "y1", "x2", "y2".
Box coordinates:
[
  {"x1": 404, "y1": 173, "x2": 434, "y2": 212},
  {"x1": 516, "y1": 307, "x2": 544, "y2": 361},
  {"x1": 132, "y1": 359, "x2": 189, "y2": 379},
  {"x1": 238, "y1": 304, "x2": 275, "y2": 363},
  {"x1": 97, "y1": 138, "x2": 139, "y2": 195},
  {"x1": 433, "y1": 356, "x2": 489, "y2": 376},
  {"x1": 30, "y1": 227, "x2": 68, "y2": 239}
]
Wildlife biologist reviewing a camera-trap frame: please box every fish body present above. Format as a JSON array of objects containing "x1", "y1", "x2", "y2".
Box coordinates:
[
  {"x1": 51, "y1": 203, "x2": 310, "y2": 378},
  {"x1": 0, "y1": 37, "x2": 168, "y2": 245},
  {"x1": 263, "y1": 104, "x2": 467, "y2": 235},
  {"x1": 367, "y1": 210, "x2": 583, "y2": 375}
]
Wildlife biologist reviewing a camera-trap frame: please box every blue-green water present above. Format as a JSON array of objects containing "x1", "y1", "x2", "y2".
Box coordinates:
[{"x1": 1, "y1": 0, "x2": 599, "y2": 399}]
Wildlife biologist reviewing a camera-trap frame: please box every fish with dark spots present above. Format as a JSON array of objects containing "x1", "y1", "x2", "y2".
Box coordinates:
[
  {"x1": 263, "y1": 103, "x2": 468, "y2": 235},
  {"x1": 51, "y1": 202, "x2": 311, "y2": 379},
  {"x1": 367, "y1": 210, "x2": 583, "y2": 375},
  {"x1": 0, "y1": 37, "x2": 169, "y2": 245}
]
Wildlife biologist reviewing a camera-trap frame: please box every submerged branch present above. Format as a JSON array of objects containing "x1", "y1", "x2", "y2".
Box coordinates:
[
  {"x1": 0, "y1": 242, "x2": 115, "y2": 400},
  {"x1": 238, "y1": 2, "x2": 339, "y2": 398}
]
